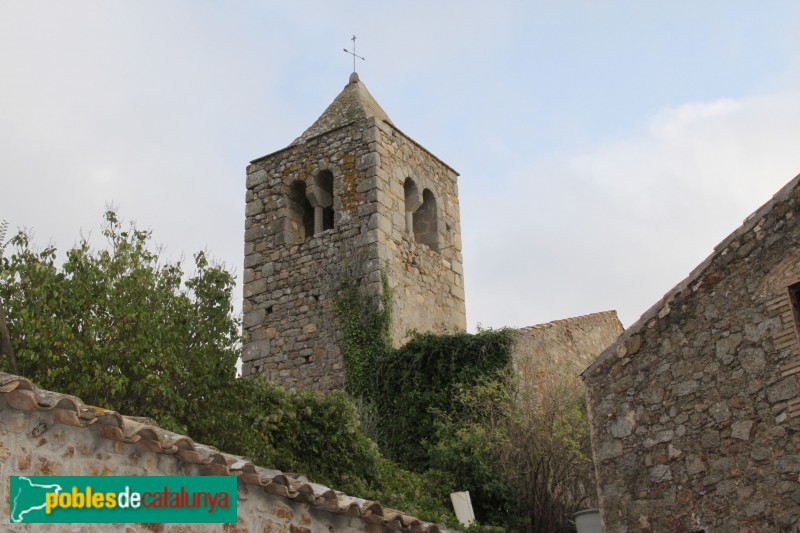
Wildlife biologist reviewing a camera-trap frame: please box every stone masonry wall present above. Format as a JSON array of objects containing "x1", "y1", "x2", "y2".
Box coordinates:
[
  {"x1": 583, "y1": 182, "x2": 800, "y2": 532},
  {"x1": 243, "y1": 111, "x2": 466, "y2": 390},
  {"x1": 370, "y1": 120, "x2": 466, "y2": 343},
  {"x1": 0, "y1": 374, "x2": 445, "y2": 532},
  {"x1": 243, "y1": 121, "x2": 377, "y2": 390},
  {"x1": 512, "y1": 311, "x2": 623, "y2": 385}
]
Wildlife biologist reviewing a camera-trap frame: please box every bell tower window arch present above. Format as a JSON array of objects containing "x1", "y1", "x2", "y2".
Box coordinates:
[
  {"x1": 404, "y1": 176, "x2": 439, "y2": 253},
  {"x1": 305, "y1": 169, "x2": 335, "y2": 235},
  {"x1": 403, "y1": 178, "x2": 421, "y2": 234},
  {"x1": 287, "y1": 179, "x2": 314, "y2": 243},
  {"x1": 414, "y1": 188, "x2": 439, "y2": 251}
]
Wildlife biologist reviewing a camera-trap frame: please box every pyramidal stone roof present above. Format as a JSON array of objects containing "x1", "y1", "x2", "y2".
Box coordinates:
[{"x1": 291, "y1": 72, "x2": 393, "y2": 146}]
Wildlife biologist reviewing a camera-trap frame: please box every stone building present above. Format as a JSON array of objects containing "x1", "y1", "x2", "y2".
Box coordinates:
[
  {"x1": 512, "y1": 311, "x2": 624, "y2": 385},
  {"x1": 582, "y1": 174, "x2": 800, "y2": 532},
  {"x1": 242, "y1": 73, "x2": 466, "y2": 391}
]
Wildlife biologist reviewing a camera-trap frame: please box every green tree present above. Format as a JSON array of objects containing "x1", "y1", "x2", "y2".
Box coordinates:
[
  {"x1": 0, "y1": 218, "x2": 17, "y2": 374},
  {"x1": 433, "y1": 352, "x2": 597, "y2": 533},
  {"x1": 0, "y1": 211, "x2": 240, "y2": 432},
  {"x1": 0, "y1": 211, "x2": 459, "y2": 527}
]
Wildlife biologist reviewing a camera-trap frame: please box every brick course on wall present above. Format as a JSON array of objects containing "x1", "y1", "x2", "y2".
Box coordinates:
[
  {"x1": 582, "y1": 175, "x2": 800, "y2": 532},
  {"x1": 0, "y1": 373, "x2": 447, "y2": 532},
  {"x1": 242, "y1": 76, "x2": 466, "y2": 391}
]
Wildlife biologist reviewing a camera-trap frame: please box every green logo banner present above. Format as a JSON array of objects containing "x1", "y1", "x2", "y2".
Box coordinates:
[{"x1": 9, "y1": 476, "x2": 237, "y2": 524}]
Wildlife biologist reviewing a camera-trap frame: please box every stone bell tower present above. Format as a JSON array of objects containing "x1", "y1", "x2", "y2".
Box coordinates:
[{"x1": 242, "y1": 73, "x2": 466, "y2": 391}]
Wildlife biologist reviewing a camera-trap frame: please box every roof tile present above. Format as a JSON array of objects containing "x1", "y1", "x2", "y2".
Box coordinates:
[{"x1": 0, "y1": 372, "x2": 453, "y2": 531}]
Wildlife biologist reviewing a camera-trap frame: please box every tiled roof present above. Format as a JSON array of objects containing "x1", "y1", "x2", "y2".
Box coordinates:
[{"x1": 0, "y1": 372, "x2": 450, "y2": 532}]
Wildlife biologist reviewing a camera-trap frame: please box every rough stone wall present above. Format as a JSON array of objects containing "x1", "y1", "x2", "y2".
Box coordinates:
[
  {"x1": 371, "y1": 120, "x2": 466, "y2": 344},
  {"x1": 512, "y1": 311, "x2": 623, "y2": 385},
  {"x1": 243, "y1": 121, "x2": 374, "y2": 391},
  {"x1": 243, "y1": 103, "x2": 466, "y2": 390},
  {"x1": 582, "y1": 180, "x2": 800, "y2": 532},
  {"x1": 0, "y1": 395, "x2": 384, "y2": 532}
]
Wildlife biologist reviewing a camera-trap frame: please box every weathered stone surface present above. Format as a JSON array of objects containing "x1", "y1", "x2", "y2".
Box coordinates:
[
  {"x1": 650, "y1": 464, "x2": 672, "y2": 482},
  {"x1": 582, "y1": 176, "x2": 800, "y2": 531},
  {"x1": 739, "y1": 347, "x2": 767, "y2": 375},
  {"x1": 512, "y1": 310, "x2": 623, "y2": 401},
  {"x1": 598, "y1": 440, "x2": 624, "y2": 461},
  {"x1": 611, "y1": 416, "x2": 633, "y2": 438},
  {"x1": 716, "y1": 333, "x2": 743, "y2": 362},
  {"x1": 685, "y1": 454, "x2": 707, "y2": 475},
  {"x1": 672, "y1": 380, "x2": 699, "y2": 396},
  {"x1": 242, "y1": 340, "x2": 271, "y2": 363},
  {"x1": 242, "y1": 76, "x2": 466, "y2": 392},
  {"x1": 774, "y1": 455, "x2": 800, "y2": 473},
  {"x1": 731, "y1": 419, "x2": 754, "y2": 441},
  {"x1": 766, "y1": 376, "x2": 798, "y2": 403}
]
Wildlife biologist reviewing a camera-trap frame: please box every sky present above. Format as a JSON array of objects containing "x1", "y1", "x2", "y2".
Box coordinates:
[{"x1": 3, "y1": 1, "x2": 800, "y2": 331}]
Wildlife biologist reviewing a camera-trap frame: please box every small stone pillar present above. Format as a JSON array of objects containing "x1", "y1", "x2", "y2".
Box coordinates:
[
  {"x1": 314, "y1": 206, "x2": 324, "y2": 234},
  {"x1": 404, "y1": 188, "x2": 422, "y2": 234}
]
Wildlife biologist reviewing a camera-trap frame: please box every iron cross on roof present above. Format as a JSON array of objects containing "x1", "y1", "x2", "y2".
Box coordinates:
[{"x1": 343, "y1": 35, "x2": 365, "y2": 73}]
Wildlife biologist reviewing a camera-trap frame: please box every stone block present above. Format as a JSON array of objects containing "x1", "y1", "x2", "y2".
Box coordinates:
[
  {"x1": 774, "y1": 455, "x2": 800, "y2": 473},
  {"x1": 246, "y1": 169, "x2": 267, "y2": 189},
  {"x1": 738, "y1": 347, "x2": 766, "y2": 375},
  {"x1": 649, "y1": 464, "x2": 672, "y2": 482},
  {"x1": 243, "y1": 309, "x2": 266, "y2": 329},
  {"x1": 243, "y1": 340, "x2": 271, "y2": 362},
  {"x1": 244, "y1": 253, "x2": 264, "y2": 269},
  {"x1": 610, "y1": 415, "x2": 633, "y2": 438},
  {"x1": 767, "y1": 376, "x2": 798, "y2": 403},
  {"x1": 598, "y1": 440, "x2": 623, "y2": 461},
  {"x1": 673, "y1": 380, "x2": 699, "y2": 396},
  {"x1": 685, "y1": 455, "x2": 706, "y2": 475},
  {"x1": 246, "y1": 199, "x2": 264, "y2": 217},
  {"x1": 731, "y1": 419, "x2": 754, "y2": 440},
  {"x1": 715, "y1": 333, "x2": 743, "y2": 363}
]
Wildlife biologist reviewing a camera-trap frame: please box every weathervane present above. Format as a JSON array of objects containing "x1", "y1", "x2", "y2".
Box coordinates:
[{"x1": 343, "y1": 35, "x2": 365, "y2": 73}]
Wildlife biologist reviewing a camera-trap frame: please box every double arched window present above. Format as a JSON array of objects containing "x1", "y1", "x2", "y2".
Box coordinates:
[{"x1": 286, "y1": 170, "x2": 335, "y2": 243}]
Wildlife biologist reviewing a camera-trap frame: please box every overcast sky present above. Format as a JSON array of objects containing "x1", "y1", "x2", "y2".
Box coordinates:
[{"x1": 3, "y1": 2, "x2": 800, "y2": 330}]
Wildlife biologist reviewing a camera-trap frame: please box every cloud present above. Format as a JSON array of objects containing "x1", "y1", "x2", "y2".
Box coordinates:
[
  {"x1": 463, "y1": 91, "x2": 800, "y2": 330},
  {"x1": 3, "y1": 1, "x2": 800, "y2": 341}
]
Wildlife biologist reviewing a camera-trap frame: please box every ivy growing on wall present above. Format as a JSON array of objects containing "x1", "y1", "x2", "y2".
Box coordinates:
[
  {"x1": 333, "y1": 263, "x2": 523, "y2": 529},
  {"x1": 371, "y1": 329, "x2": 515, "y2": 467},
  {"x1": 334, "y1": 266, "x2": 392, "y2": 396}
]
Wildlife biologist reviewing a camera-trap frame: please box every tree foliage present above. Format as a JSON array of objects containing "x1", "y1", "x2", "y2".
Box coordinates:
[
  {"x1": 0, "y1": 211, "x2": 458, "y2": 526},
  {"x1": 3, "y1": 211, "x2": 597, "y2": 531},
  {"x1": 371, "y1": 330, "x2": 515, "y2": 469},
  {"x1": 434, "y1": 357, "x2": 597, "y2": 533},
  {"x1": 343, "y1": 321, "x2": 595, "y2": 532},
  {"x1": 0, "y1": 212, "x2": 240, "y2": 431}
]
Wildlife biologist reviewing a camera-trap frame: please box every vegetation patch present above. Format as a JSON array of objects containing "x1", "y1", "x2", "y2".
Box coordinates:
[
  {"x1": 0, "y1": 212, "x2": 456, "y2": 526},
  {"x1": 2, "y1": 212, "x2": 597, "y2": 532}
]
